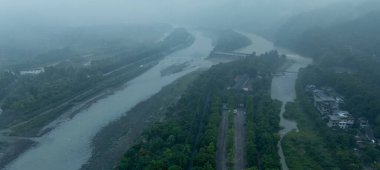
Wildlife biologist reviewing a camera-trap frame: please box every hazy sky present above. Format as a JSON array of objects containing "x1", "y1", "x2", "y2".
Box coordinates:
[{"x1": 0, "y1": 0, "x2": 350, "y2": 27}]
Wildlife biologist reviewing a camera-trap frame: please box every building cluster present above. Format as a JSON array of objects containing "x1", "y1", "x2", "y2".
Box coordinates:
[
  {"x1": 307, "y1": 85, "x2": 379, "y2": 147},
  {"x1": 306, "y1": 85, "x2": 366, "y2": 129}
]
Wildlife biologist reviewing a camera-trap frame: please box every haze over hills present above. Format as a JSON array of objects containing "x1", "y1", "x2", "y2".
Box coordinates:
[
  {"x1": 0, "y1": 0, "x2": 357, "y2": 60},
  {"x1": 275, "y1": 0, "x2": 380, "y2": 53},
  {"x1": 0, "y1": 0, "x2": 380, "y2": 170}
]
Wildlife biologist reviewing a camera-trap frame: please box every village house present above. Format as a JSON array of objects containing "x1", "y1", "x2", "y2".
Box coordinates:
[
  {"x1": 305, "y1": 84, "x2": 317, "y2": 92},
  {"x1": 327, "y1": 110, "x2": 355, "y2": 129},
  {"x1": 306, "y1": 85, "x2": 356, "y2": 129},
  {"x1": 358, "y1": 117, "x2": 369, "y2": 128},
  {"x1": 313, "y1": 89, "x2": 339, "y2": 116}
]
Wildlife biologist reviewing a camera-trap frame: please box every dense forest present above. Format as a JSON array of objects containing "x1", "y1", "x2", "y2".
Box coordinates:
[
  {"x1": 279, "y1": 66, "x2": 380, "y2": 169},
  {"x1": 245, "y1": 85, "x2": 282, "y2": 170},
  {"x1": 274, "y1": 7, "x2": 380, "y2": 139},
  {"x1": 118, "y1": 51, "x2": 285, "y2": 169}
]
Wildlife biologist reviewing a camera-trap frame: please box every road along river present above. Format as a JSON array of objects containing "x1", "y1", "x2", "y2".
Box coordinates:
[
  {"x1": 5, "y1": 31, "x2": 214, "y2": 170},
  {"x1": 237, "y1": 32, "x2": 313, "y2": 170}
]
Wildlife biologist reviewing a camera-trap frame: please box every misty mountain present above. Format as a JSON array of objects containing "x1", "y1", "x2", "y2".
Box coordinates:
[
  {"x1": 276, "y1": 9, "x2": 380, "y2": 61},
  {"x1": 297, "y1": 10, "x2": 380, "y2": 58},
  {"x1": 275, "y1": 0, "x2": 380, "y2": 50},
  {"x1": 0, "y1": 24, "x2": 170, "y2": 60},
  {"x1": 2, "y1": 1, "x2": 380, "y2": 170}
]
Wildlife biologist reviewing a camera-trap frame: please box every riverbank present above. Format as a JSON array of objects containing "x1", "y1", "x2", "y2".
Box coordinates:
[
  {"x1": 0, "y1": 29, "x2": 198, "y2": 169},
  {"x1": 81, "y1": 71, "x2": 200, "y2": 169},
  {"x1": 0, "y1": 63, "x2": 155, "y2": 169},
  {"x1": 0, "y1": 28, "x2": 195, "y2": 137},
  {"x1": 270, "y1": 53, "x2": 312, "y2": 170},
  {"x1": 5, "y1": 31, "x2": 213, "y2": 170},
  {"x1": 0, "y1": 139, "x2": 33, "y2": 170}
]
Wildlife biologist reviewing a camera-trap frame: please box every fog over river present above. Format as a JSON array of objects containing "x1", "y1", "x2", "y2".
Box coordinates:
[
  {"x1": 7, "y1": 30, "x2": 312, "y2": 170},
  {"x1": 6, "y1": 31, "x2": 214, "y2": 170}
]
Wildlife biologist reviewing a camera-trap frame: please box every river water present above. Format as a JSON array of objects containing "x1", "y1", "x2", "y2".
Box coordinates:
[
  {"x1": 236, "y1": 32, "x2": 313, "y2": 170},
  {"x1": 6, "y1": 31, "x2": 214, "y2": 170}
]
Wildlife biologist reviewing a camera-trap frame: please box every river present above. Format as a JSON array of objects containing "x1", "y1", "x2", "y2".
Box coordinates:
[
  {"x1": 7, "y1": 30, "x2": 311, "y2": 170},
  {"x1": 237, "y1": 32, "x2": 313, "y2": 170},
  {"x1": 5, "y1": 31, "x2": 214, "y2": 170}
]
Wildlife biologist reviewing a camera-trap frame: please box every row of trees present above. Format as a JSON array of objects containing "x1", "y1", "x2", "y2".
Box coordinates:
[
  {"x1": 245, "y1": 82, "x2": 282, "y2": 170},
  {"x1": 227, "y1": 95, "x2": 234, "y2": 169},
  {"x1": 118, "y1": 64, "x2": 226, "y2": 169}
]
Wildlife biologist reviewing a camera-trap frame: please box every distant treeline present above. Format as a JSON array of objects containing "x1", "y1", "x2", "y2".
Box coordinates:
[{"x1": 213, "y1": 30, "x2": 252, "y2": 52}]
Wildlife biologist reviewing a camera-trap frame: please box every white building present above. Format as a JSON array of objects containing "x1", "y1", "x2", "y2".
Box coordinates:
[{"x1": 20, "y1": 68, "x2": 45, "y2": 75}]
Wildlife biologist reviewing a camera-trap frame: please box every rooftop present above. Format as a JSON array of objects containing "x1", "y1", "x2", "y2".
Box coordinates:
[
  {"x1": 313, "y1": 90, "x2": 336, "y2": 102},
  {"x1": 333, "y1": 110, "x2": 350, "y2": 118}
]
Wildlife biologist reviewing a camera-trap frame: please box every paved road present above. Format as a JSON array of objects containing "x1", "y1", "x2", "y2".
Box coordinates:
[
  {"x1": 216, "y1": 110, "x2": 228, "y2": 170},
  {"x1": 234, "y1": 108, "x2": 246, "y2": 170}
]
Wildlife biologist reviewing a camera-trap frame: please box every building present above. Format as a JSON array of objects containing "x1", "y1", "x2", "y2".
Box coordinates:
[
  {"x1": 305, "y1": 84, "x2": 317, "y2": 92},
  {"x1": 20, "y1": 68, "x2": 45, "y2": 75},
  {"x1": 328, "y1": 111, "x2": 354, "y2": 129},
  {"x1": 307, "y1": 85, "x2": 359, "y2": 130},
  {"x1": 358, "y1": 117, "x2": 369, "y2": 128},
  {"x1": 313, "y1": 90, "x2": 339, "y2": 116}
]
